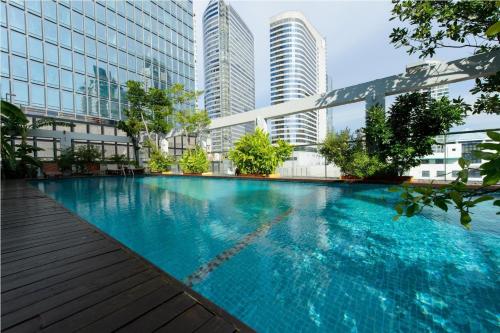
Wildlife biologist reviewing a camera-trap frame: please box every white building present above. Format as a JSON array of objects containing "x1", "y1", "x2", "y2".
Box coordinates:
[
  {"x1": 268, "y1": 11, "x2": 327, "y2": 146},
  {"x1": 203, "y1": 0, "x2": 255, "y2": 152}
]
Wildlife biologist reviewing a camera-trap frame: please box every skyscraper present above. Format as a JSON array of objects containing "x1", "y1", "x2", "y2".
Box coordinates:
[
  {"x1": 1, "y1": 0, "x2": 195, "y2": 159},
  {"x1": 269, "y1": 11, "x2": 327, "y2": 145},
  {"x1": 203, "y1": 0, "x2": 255, "y2": 152}
]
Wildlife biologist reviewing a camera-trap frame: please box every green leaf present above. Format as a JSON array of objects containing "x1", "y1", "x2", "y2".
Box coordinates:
[
  {"x1": 476, "y1": 143, "x2": 500, "y2": 151},
  {"x1": 458, "y1": 157, "x2": 468, "y2": 169},
  {"x1": 460, "y1": 212, "x2": 472, "y2": 229},
  {"x1": 486, "y1": 22, "x2": 500, "y2": 37},
  {"x1": 472, "y1": 195, "x2": 494, "y2": 204},
  {"x1": 449, "y1": 191, "x2": 463, "y2": 206},
  {"x1": 406, "y1": 203, "x2": 418, "y2": 217},
  {"x1": 433, "y1": 198, "x2": 448, "y2": 211},
  {"x1": 395, "y1": 203, "x2": 404, "y2": 215},
  {"x1": 493, "y1": 199, "x2": 500, "y2": 207},
  {"x1": 486, "y1": 131, "x2": 500, "y2": 142}
]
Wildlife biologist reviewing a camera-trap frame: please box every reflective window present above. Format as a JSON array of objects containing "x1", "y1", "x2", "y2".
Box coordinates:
[
  {"x1": 84, "y1": 17, "x2": 95, "y2": 36},
  {"x1": 86, "y1": 56, "x2": 96, "y2": 77},
  {"x1": 97, "y1": 61, "x2": 107, "y2": 79},
  {"x1": 43, "y1": 1, "x2": 57, "y2": 20},
  {"x1": 30, "y1": 60, "x2": 44, "y2": 83},
  {"x1": 1, "y1": 52, "x2": 9, "y2": 76},
  {"x1": 84, "y1": 1, "x2": 94, "y2": 18},
  {"x1": 47, "y1": 87, "x2": 59, "y2": 108},
  {"x1": 44, "y1": 20, "x2": 57, "y2": 42},
  {"x1": 59, "y1": 26, "x2": 72, "y2": 48},
  {"x1": 0, "y1": 3, "x2": 6, "y2": 26},
  {"x1": 26, "y1": 1, "x2": 41, "y2": 14},
  {"x1": 127, "y1": 54, "x2": 135, "y2": 71},
  {"x1": 97, "y1": 23, "x2": 106, "y2": 41},
  {"x1": 107, "y1": 8, "x2": 116, "y2": 27},
  {"x1": 109, "y1": 83, "x2": 118, "y2": 100},
  {"x1": 0, "y1": 29, "x2": 7, "y2": 51},
  {"x1": 46, "y1": 66, "x2": 59, "y2": 87},
  {"x1": 1, "y1": 78, "x2": 9, "y2": 100},
  {"x1": 30, "y1": 84, "x2": 45, "y2": 106},
  {"x1": 116, "y1": 1, "x2": 125, "y2": 15},
  {"x1": 61, "y1": 90, "x2": 73, "y2": 111},
  {"x1": 58, "y1": 4, "x2": 71, "y2": 26},
  {"x1": 72, "y1": 10, "x2": 83, "y2": 31},
  {"x1": 13, "y1": 80, "x2": 28, "y2": 104},
  {"x1": 117, "y1": 15, "x2": 126, "y2": 33},
  {"x1": 118, "y1": 50, "x2": 127, "y2": 66},
  {"x1": 60, "y1": 48, "x2": 72, "y2": 69},
  {"x1": 73, "y1": 31, "x2": 84, "y2": 52},
  {"x1": 44, "y1": 42, "x2": 58, "y2": 65},
  {"x1": 11, "y1": 56, "x2": 27, "y2": 80},
  {"x1": 72, "y1": 0, "x2": 83, "y2": 13},
  {"x1": 74, "y1": 73, "x2": 85, "y2": 91},
  {"x1": 87, "y1": 76, "x2": 97, "y2": 96},
  {"x1": 75, "y1": 93, "x2": 85, "y2": 114},
  {"x1": 99, "y1": 81, "x2": 109, "y2": 98},
  {"x1": 8, "y1": 5, "x2": 25, "y2": 32},
  {"x1": 95, "y1": 3, "x2": 105, "y2": 22},
  {"x1": 61, "y1": 69, "x2": 73, "y2": 90},
  {"x1": 73, "y1": 52, "x2": 85, "y2": 72},
  {"x1": 97, "y1": 42, "x2": 107, "y2": 61},
  {"x1": 85, "y1": 37, "x2": 96, "y2": 56},
  {"x1": 11, "y1": 30, "x2": 26, "y2": 55},
  {"x1": 118, "y1": 68, "x2": 127, "y2": 85},
  {"x1": 27, "y1": 13, "x2": 42, "y2": 37},
  {"x1": 108, "y1": 46, "x2": 117, "y2": 64},
  {"x1": 117, "y1": 33, "x2": 126, "y2": 50},
  {"x1": 100, "y1": 98, "x2": 109, "y2": 117},
  {"x1": 108, "y1": 28, "x2": 117, "y2": 45}
]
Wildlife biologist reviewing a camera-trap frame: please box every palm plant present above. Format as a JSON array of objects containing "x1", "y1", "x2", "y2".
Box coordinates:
[{"x1": 1, "y1": 100, "x2": 74, "y2": 178}]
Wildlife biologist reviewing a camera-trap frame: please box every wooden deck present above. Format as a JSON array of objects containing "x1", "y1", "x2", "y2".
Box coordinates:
[{"x1": 1, "y1": 180, "x2": 254, "y2": 333}]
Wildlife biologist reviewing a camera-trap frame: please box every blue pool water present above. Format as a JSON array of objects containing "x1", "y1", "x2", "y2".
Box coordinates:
[{"x1": 35, "y1": 176, "x2": 499, "y2": 332}]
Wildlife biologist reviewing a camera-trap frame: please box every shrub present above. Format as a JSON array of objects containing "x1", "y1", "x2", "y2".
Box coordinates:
[
  {"x1": 179, "y1": 146, "x2": 209, "y2": 174},
  {"x1": 228, "y1": 128, "x2": 292, "y2": 176},
  {"x1": 319, "y1": 129, "x2": 384, "y2": 178},
  {"x1": 74, "y1": 145, "x2": 101, "y2": 172},
  {"x1": 57, "y1": 148, "x2": 75, "y2": 172},
  {"x1": 148, "y1": 149, "x2": 174, "y2": 172}
]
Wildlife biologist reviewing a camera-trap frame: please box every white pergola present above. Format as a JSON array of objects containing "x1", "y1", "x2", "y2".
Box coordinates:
[{"x1": 208, "y1": 51, "x2": 500, "y2": 132}]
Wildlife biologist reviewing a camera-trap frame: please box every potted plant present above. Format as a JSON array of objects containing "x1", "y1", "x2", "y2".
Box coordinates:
[
  {"x1": 179, "y1": 146, "x2": 209, "y2": 175},
  {"x1": 57, "y1": 148, "x2": 75, "y2": 176},
  {"x1": 228, "y1": 128, "x2": 292, "y2": 177},
  {"x1": 74, "y1": 145, "x2": 101, "y2": 175},
  {"x1": 148, "y1": 147, "x2": 175, "y2": 174}
]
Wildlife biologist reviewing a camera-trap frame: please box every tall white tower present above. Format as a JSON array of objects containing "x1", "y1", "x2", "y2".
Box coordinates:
[
  {"x1": 268, "y1": 11, "x2": 327, "y2": 145},
  {"x1": 203, "y1": 0, "x2": 255, "y2": 152}
]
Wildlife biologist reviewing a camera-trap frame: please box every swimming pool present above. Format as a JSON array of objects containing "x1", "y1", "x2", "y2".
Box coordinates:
[{"x1": 35, "y1": 176, "x2": 499, "y2": 332}]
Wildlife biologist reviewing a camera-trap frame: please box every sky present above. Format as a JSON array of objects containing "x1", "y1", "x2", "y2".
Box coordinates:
[{"x1": 192, "y1": 0, "x2": 499, "y2": 132}]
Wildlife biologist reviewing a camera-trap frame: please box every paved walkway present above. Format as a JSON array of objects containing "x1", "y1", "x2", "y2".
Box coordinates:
[{"x1": 1, "y1": 180, "x2": 253, "y2": 333}]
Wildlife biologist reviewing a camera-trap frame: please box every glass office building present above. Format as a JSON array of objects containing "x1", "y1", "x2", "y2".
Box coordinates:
[
  {"x1": 203, "y1": 0, "x2": 254, "y2": 153},
  {"x1": 269, "y1": 11, "x2": 326, "y2": 145},
  {"x1": 1, "y1": 0, "x2": 194, "y2": 123}
]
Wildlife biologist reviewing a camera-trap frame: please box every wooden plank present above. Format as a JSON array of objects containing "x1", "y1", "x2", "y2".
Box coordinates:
[
  {"x1": 76, "y1": 284, "x2": 182, "y2": 333},
  {"x1": 117, "y1": 293, "x2": 197, "y2": 333},
  {"x1": 1, "y1": 233, "x2": 103, "y2": 263},
  {"x1": 2, "y1": 229, "x2": 92, "y2": 254},
  {"x1": 41, "y1": 277, "x2": 166, "y2": 333},
  {"x1": 195, "y1": 316, "x2": 237, "y2": 333},
  {"x1": 2, "y1": 258, "x2": 145, "y2": 316},
  {"x1": 2, "y1": 251, "x2": 129, "y2": 302},
  {"x1": 155, "y1": 304, "x2": 213, "y2": 333}
]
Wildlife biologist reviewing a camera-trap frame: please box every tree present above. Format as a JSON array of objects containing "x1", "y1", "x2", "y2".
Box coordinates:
[
  {"x1": 117, "y1": 81, "x2": 175, "y2": 163},
  {"x1": 365, "y1": 92, "x2": 467, "y2": 176},
  {"x1": 228, "y1": 128, "x2": 292, "y2": 176},
  {"x1": 175, "y1": 109, "x2": 211, "y2": 142},
  {"x1": 1, "y1": 100, "x2": 73, "y2": 178},
  {"x1": 390, "y1": 0, "x2": 500, "y2": 114},
  {"x1": 179, "y1": 146, "x2": 210, "y2": 174}
]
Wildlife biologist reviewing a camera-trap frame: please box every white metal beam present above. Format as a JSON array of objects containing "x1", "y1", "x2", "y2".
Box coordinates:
[{"x1": 209, "y1": 50, "x2": 500, "y2": 130}]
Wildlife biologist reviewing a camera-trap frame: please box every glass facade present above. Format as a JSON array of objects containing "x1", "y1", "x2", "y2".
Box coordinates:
[
  {"x1": 1, "y1": 0, "x2": 195, "y2": 122},
  {"x1": 203, "y1": 0, "x2": 255, "y2": 152},
  {"x1": 268, "y1": 12, "x2": 326, "y2": 145}
]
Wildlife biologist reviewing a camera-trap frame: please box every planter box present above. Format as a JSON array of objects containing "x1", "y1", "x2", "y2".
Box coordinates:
[
  {"x1": 183, "y1": 172, "x2": 203, "y2": 176},
  {"x1": 86, "y1": 163, "x2": 100, "y2": 174},
  {"x1": 340, "y1": 175, "x2": 362, "y2": 180},
  {"x1": 365, "y1": 175, "x2": 413, "y2": 183}
]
